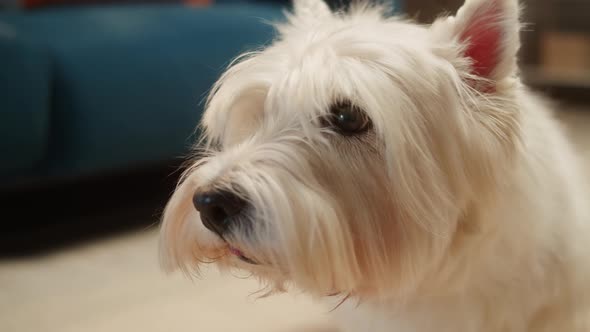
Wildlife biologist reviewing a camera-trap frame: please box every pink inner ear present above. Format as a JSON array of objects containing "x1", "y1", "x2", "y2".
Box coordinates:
[{"x1": 459, "y1": 1, "x2": 502, "y2": 78}]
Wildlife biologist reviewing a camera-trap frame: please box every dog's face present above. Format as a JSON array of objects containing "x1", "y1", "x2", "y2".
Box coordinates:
[{"x1": 161, "y1": 0, "x2": 521, "y2": 300}]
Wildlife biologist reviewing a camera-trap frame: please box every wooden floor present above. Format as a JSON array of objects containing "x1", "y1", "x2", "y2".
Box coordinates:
[{"x1": 1, "y1": 103, "x2": 589, "y2": 332}]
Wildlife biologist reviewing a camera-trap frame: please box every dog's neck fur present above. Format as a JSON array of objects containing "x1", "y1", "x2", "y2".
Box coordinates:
[{"x1": 335, "y1": 89, "x2": 590, "y2": 331}]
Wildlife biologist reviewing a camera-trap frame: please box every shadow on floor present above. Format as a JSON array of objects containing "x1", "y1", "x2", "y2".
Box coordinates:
[{"x1": 0, "y1": 163, "x2": 181, "y2": 258}]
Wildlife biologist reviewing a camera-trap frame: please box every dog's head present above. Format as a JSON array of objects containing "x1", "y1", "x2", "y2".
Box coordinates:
[{"x1": 160, "y1": 0, "x2": 522, "y2": 300}]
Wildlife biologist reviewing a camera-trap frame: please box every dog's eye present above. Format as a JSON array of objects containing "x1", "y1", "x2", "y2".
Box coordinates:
[{"x1": 325, "y1": 102, "x2": 371, "y2": 135}]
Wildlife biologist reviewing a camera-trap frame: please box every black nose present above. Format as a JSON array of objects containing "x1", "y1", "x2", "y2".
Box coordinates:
[{"x1": 192, "y1": 190, "x2": 246, "y2": 236}]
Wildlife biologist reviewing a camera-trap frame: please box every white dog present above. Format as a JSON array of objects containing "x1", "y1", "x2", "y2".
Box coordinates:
[{"x1": 160, "y1": 0, "x2": 590, "y2": 330}]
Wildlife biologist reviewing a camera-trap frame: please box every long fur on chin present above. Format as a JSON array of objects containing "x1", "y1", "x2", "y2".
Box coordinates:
[{"x1": 160, "y1": 0, "x2": 590, "y2": 330}]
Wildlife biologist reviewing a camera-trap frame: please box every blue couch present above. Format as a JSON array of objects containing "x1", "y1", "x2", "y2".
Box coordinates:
[
  {"x1": 0, "y1": 2, "x2": 286, "y2": 187},
  {"x1": 0, "y1": 1, "x2": 401, "y2": 188}
]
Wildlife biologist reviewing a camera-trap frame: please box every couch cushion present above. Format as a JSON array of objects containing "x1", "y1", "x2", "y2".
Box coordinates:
[
  {"x1": 1, "y1": 4, "x2": 284, "y2": 179},
  {"x1": 0, "y1": 23, "x2": 51, "y2": 174}
]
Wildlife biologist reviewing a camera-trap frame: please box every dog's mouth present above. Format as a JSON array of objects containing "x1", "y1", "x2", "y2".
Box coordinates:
[{"x1": 228, "y1": 245, "x2": 258, "y2": 265}]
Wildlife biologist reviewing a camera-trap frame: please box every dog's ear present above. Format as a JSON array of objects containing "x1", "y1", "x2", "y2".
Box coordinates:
[
  {"x1": 432, "y1": 0, "x2": 521, "y2": 83},
  {"x1": 293, "y1": 0, "x2": 331, "y2": 20}
]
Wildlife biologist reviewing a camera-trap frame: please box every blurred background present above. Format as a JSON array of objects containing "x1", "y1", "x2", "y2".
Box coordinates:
[{"x1": 0, "y1": 0, "x2": 589, "y2": 331}]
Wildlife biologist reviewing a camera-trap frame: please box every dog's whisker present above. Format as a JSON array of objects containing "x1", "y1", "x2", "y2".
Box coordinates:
[{"x1": 329, "y1": 293, "x2": 352, "y2": 312}]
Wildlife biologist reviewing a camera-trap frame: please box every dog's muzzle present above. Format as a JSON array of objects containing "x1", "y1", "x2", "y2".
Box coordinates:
[{"x1": 192, "y1": 189, "x2": 258, "y2": 265}]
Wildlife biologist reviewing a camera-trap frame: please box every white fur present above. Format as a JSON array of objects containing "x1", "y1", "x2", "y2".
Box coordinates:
[{"x1": 159, "y1": 0, "x2": 590, "y2": 330}]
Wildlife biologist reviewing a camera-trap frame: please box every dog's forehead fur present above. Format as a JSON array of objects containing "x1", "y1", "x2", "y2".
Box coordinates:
[{"x1": 202, "y1": 6, "x2": 447, "y2": 148}]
